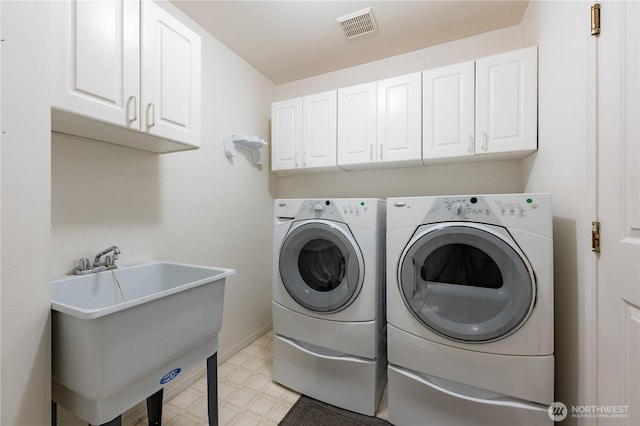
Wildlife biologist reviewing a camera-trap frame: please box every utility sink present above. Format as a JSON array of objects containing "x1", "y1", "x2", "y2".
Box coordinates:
[{"x1": 51, "y1": 261, "x2": 235, "y2": 425}]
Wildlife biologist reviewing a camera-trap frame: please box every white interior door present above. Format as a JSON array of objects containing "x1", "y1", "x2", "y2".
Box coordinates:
[{"x1": 597, "y1": 1, "x2": 640, "y2": 424}]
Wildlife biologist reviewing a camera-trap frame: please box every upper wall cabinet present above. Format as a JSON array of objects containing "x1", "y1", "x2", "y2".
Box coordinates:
[
  {"x1": 337, "y1": 74, "x2": 422, "y2": 170},
  {"x1": 423, "y1": 46, "x2": 538, "y2": 164},
  {"x1": 423, "y1": 61, "x2": 475, "y2": 161},
  {"x1": 337, "y1": 82, "x2": 377, "y2": 169},
  {"x1": 272, "y1": 91, "x2": 338, "y2": 172},
  {"x1": 271, "y1": 98, "x2": 302, "y2": 171},
  {"x1": 51, "y1": 0, "x2": 202, "y2": 153},
  {"x1": 272, "y1": 46, "x2": 537, "y2": 173},
  {"x1": 476, "y1": 46, "x2": 537, "y2": 157},
  {"x1": 376, "y1": 73, "x2": 423, "y2": 167},
  {"x1": 377, "y1": 73, "x2": 422, "y2": 165}
]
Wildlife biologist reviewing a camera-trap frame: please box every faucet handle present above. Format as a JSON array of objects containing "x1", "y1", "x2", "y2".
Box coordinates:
[{"x1": 76, "y1": 258, "x2": 91, "y2": 274}]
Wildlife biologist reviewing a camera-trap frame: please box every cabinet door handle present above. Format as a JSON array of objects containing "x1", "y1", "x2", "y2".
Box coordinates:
[
  {"x1": 303, "y1": 151, "x2": 307, "y2": 167},
  {"x1": 370, "y1": 145, "x2": 373, "y2": 161},
  {"x1": 146, "y1": 103, "x2": 156, "y2": 129},
  {"x1": 482, "y1": 132, "x2": 488, "y2": 151},
  {"x1": 380, "y1": 144, "x2": 383, "y2": 161},
  {"x1": 126, "y1": 96, "x2": 137, "y2": 125},
  {"x1": 468, "y1": 135, "x2": 474, "y2": 153}
]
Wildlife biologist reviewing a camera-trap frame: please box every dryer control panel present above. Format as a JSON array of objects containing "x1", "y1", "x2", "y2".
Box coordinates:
[
  {"x1": 388, "y1": 194, "x2": 551, "y2": 237},
  {"x1": 300, "y1": 200, "x2": 344, "y2": 220},
  {"x1": 427, "y1": 196, "x2": 499, "y2": 224},
  {"x1": 274, "y1": 198, "x2": 384, "y2": 232},
  {"x1": 298, "y1": 199, "x2": 371, "y2": 219},
  {"x1": 423, "y1": 194, "x2": 550, "y2": 228}
]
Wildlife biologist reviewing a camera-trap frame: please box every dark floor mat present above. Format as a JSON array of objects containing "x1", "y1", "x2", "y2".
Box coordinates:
[{"x1": 279, "y1": 395, "x2": 392, "y2": 426}]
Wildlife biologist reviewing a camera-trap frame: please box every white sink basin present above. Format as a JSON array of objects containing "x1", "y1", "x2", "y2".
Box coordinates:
[{"x1": 51, "y1": 261, "x2": 235, "y2": 424}]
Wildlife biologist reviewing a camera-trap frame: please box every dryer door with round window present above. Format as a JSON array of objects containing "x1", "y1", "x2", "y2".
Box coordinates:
[
  {"x1": 279, "y1": 220, "x2": 364, "y2": 313},
  {"x1": 398, "y1": 223, "x2": 536, "y2": 342}
]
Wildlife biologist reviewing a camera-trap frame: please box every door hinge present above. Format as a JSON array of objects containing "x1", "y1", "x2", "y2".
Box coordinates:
[
  {"x1": 591, "y1": 3, "x2": 601, "y2": 36},
  {"x1": 592, "y1": 221, "x2": 601, "y2": 252}
]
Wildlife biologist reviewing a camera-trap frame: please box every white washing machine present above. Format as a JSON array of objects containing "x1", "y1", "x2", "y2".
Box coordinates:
[
  {"x1": 272, "y1": 198, "x2": 386, "y2": 416},
  {"x1": 386, "y1": 194, "x2": 554, "y2": 426}
]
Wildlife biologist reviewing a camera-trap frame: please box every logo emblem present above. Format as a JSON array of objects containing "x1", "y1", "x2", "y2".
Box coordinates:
[
  {"x1": 160, "y1": 368, "x2": 181, "y2": 385},
  {"x1": 548, "y1": 401, "x2": 568, "y2": 422}
]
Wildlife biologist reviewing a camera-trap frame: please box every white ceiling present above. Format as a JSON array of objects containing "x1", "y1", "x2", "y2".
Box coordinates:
[{"x1": 171, "y1": 1, "x2": 530, "y2": 85}]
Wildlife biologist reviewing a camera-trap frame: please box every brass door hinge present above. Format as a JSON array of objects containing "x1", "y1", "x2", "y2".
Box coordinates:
[
  {"x1": 591, "y1": 3, "x2": 601, "y2": 36},
  {"x1": 592, "y1": 221, "x2": 601, "y2": 252}
]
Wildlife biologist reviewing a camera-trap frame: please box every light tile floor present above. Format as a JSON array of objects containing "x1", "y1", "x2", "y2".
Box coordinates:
[{"x1": 134, "y1": 329, "x2": 388, "y2": 425}]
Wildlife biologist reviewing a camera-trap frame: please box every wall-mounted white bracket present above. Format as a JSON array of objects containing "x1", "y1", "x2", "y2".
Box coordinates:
[{"x1": 223, "y1": 134, "x2": 267, "y2": 166}]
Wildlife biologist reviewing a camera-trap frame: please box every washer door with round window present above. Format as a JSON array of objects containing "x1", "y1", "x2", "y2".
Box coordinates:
[
  {"x1": 279, "y1": 220, "x2": 364, "y2": 313},
  {"x1": 398, "y1": 223, "x2": 536, "y2": 343}
]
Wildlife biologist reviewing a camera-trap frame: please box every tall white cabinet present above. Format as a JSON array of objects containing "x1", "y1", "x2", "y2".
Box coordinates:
[
  {"x1": 423, "y1": 46, "x2": 538, "y2": 163},
  {"x1": 51, "y1": 0, "x2": 202, "y2": 153},
  {"x1": 271, "y1": 91, "x2": 337, "y2": 172}
]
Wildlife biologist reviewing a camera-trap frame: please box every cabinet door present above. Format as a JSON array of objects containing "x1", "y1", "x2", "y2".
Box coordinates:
[
  {"x1": 378, "y1": 73, "x2": 423, "y2": 166},
  {"x1": 142, "y1": 0, "x2": 201, "y2": 147},
  {"x1": 51, "y1": 0, "x2": 140, "y2": 128},
  {"x1": 475, "y1": 46, "x2": 537, "y2": 155},
  {"x1": 271, "y1": 98, "x2": 302, "y2": 171},
  {"x1": 423, "y1": 61, "x2": 475, "y2": 162},
  {"x1": 337, "y1": 82, "x2": 377, "y2": 168},
  {"x1": 302, "y1": 91, "x2": 337, "y2": 169}
]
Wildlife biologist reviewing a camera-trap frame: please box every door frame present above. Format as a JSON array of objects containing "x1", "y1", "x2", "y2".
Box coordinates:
[{"x1": 583, "y1": 0, "x2": 600, "y2": 419}]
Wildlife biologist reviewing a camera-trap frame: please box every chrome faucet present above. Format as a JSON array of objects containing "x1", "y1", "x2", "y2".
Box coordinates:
[
  {"x1": 94, "y1": 245, "x2": 121, "y2": 268},
  {"x1": 75, "y1": 245, "x2": 121, "y2": 275}
]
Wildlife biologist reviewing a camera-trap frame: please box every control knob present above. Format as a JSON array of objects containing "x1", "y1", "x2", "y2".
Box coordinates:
[
  {"x1": 313, "y1": 203, "x2": 324, "y2": 213},
  {"x1": 452, "y1": 203, "x2": 465, "y2": 216}
]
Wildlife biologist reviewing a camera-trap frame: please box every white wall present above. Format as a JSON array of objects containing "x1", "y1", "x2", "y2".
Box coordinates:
[
  {"x1": 275, "y1": 25, "x2": 522, "y2": 100},
  {"x1": 274, "y1": 26, "x2": 526, "y2": 200},
  {"x1": 0, "y1": 1, "x2": 51, "y2": 425},
  {"x1": 519, "y1": 1, "x2": 592, "y2": 422},
  {"x1": 51, "y1": 2, "x2": 275, "y2": 423}
]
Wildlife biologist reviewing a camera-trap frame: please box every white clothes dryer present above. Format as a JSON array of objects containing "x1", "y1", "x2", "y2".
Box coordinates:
[
  {"x1": 386, "y1": 194, "x2": 554, "y2": 426},
  {"x1": 272, "y1": 198, "x2": 386, "y2": 416}
]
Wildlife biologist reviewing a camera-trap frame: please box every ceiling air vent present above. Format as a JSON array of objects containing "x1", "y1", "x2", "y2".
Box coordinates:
[{"x1": 337, "y1": 8, "x2": 378, "y2": 39}]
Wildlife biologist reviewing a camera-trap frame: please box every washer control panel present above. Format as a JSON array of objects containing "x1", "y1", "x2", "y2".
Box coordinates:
[
  {"x1": 442, "y1": 196, "x2": 494, "y2": 219},
  {"x1": 295, "y1": 199, "x2": 373, "y2": 220},
  {"x1": 428, "y1": 196, "x2": 495, "y2": 221},
  {"x1": 300, "y1": 200, "x2": 342, "y2": 219},
  {"x1": 424, "y1": 195, "x2": 544, "y2": 225},
  {"x1": 338, "y1": 201, "x2": 369, "y2": 217}
]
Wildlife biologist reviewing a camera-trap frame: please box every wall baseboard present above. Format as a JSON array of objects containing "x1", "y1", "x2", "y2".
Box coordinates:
[{"x1": 122, "y1": 323, "x2": 273, "y2": 425}]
